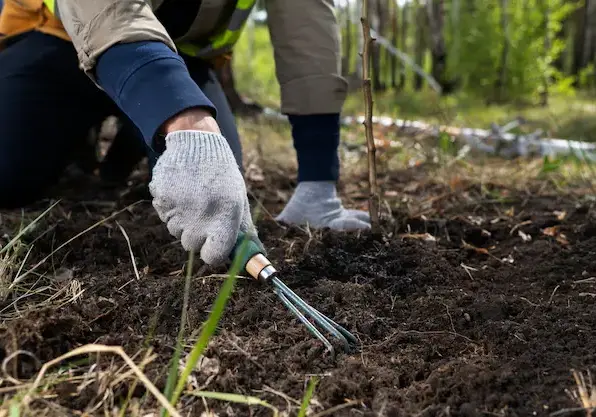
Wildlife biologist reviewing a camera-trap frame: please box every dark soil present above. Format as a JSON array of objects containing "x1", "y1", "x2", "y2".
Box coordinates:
[{"x1": 1, "y1": 163, "x2": 595, "y2": 417}]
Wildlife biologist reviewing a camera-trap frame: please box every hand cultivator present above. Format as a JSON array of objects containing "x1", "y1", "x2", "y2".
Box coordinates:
[{"x1": 232, "y1": 234, "x2": 359, "y2": 356}]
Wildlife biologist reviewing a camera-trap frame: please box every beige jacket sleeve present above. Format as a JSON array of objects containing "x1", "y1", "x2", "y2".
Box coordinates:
[
  {"x1": 55, "y1": 0, "x2": 176, "y2": 80},
  {"x1": 265, "y1": 0, "x2": 348, "y2": 115}
]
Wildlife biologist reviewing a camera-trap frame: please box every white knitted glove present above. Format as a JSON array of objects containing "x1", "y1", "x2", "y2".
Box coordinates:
[{"x1": 149, "y1": 130, "x2": 261, "y2": 265}]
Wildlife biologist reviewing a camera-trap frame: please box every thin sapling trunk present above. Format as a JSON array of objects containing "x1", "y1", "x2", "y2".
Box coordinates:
[{"x1": 360, "y1": 0, "x2": 381, "y2": 234}]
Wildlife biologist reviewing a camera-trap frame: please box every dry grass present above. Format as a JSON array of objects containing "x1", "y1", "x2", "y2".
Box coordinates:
[
  {"x1": 567, "y1": 369, "x2": 596, "y2": 416},
  {"x1": 2, "y1": 344, "x2": 175, "y2": 417},
  {"x1": 0, "y1": 342, "x2": 334, "y2": 416},
  {"x1": 550, "y1": 370, "x2": 596, "y2": 416}
]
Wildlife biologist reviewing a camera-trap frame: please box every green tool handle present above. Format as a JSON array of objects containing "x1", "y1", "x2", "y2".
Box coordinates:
[{"x1": 230, "y1": 232, "x2": 264, "y2": 273}]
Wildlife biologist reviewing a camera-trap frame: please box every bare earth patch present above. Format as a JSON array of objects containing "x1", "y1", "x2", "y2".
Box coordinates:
[{"x1": 0, "y1": 135, "x2": 595, "y2": 416}]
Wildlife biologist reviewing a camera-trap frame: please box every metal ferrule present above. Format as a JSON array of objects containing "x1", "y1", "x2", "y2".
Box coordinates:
[
  {"x1": 245, "y1": 254, "x2": 277, "y2": 282},
  {"x1": 257, "y1": 265, "x2": 277, "y2": 281}
]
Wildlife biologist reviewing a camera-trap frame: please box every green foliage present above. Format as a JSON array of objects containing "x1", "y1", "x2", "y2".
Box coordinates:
[
  {"x1": 541, "y1": 155, "x2": 565, "y2": 174},
  {"x1": 438, "y1": 131, "x2": 457, "y2": 156},
  {"x1": 578, "y1": 64, "x2": 596, "y2": 91},
  {"x1": 451, "y1": 0, "x2": 580, "y2": 101},
  {"x1": 232, "y1": 0, "x2": 588, "y2": 107}
]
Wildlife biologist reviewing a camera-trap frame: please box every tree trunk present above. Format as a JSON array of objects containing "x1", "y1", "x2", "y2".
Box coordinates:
[
  {"x1": 494, "y1": 0, "x2": 509, "y2": 103},
  {"x1": 572, "y1": 0, "x2": 588, "y2": 76},
  {"x1": 450, "y1": 0, "x2": 461, "y2": 68},
  {"x1": 583, "y1": 0, "x2": 596, "y2": 67},
  {"x1": 414, "y1": 2, "x2": 426, "y2": 91},
  {"x1": 390, "y1": 0, "x2": 398, "y2": 89},
  {"x1": 584, "y1": 0, "x2": 596, "y2": 85},
  {"x1": 540, "y1": 0, "x2": 550, "y2": 106},
  {"x1": 371, "y1": 0, "x2": 384, "y2": 91},
  {"x1": 361, "y1": 0, "x2": 381, "y2": 233},
  {"x1": 354, "y1": 0, "x2": 364, "y2": 78},
  {"x1": 398, "y1": 3, "x2": 408, "y2": 90},
  {"x1": 426, "y1": 0, "x2": 449, "y2": 93}
]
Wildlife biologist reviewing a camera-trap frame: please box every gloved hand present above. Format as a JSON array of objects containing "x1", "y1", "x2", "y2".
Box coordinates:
[{"x1": 149, "y1": 130, "x2": 262, "y2": 265}]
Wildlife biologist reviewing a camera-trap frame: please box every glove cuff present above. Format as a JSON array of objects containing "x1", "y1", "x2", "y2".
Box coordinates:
[{"x1": 164, "y1": 130, "x2": 237, "y2": 167}]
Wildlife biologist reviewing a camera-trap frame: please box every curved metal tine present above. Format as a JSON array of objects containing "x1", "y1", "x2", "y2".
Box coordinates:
[
  {"x1": 314, "y1": 314, "x2": 359, "y2": 346},
  {"x1": 275, "y1": 289, "x2": 335, "y2": 355},
  {"x1": 272, "y1": 278, "x2": 350, "y2": 346},
  {"x1": 272, "y1": 278, "x2": 352, "y2": 352},
  {"x1": 289, "y1": 292, "x2": 358, "y2": 345}
]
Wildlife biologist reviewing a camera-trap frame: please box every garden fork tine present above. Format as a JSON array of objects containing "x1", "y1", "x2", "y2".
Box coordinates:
[{"x1": 231, "y1": 234, "x2": 359, "y2": 355}]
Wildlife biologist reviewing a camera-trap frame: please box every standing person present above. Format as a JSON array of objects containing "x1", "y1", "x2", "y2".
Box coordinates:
[{"x1": 0, "y1": 0, "x2": 371, "y2": 266}]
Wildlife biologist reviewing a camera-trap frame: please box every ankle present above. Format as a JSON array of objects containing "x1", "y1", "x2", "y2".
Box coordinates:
[{"x1": 289, "y1": 181, "x2": 337, "y2": 204}]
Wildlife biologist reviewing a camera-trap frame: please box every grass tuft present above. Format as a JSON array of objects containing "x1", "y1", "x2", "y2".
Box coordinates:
[
  {"x1": 566, "y1": 369, "x2": 596, "y2": 416},
  {"x1": 21, "y1": 344, "x2": 181, "y2": 417}
]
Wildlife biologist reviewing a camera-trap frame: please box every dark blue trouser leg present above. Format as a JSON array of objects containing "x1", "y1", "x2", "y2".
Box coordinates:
[
  {"x1": 184, "y1": 56, "x2": 243, "y2": 169},
  {"x1": 0, "y1": 32, "x2": 119, "y2": 208}
]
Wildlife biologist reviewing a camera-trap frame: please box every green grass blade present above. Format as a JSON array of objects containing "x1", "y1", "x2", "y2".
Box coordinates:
[
  {"x1": 188, "y1": 390, "x2": 279, "y2": 415},
  {"x1": 297, "y1": 376, "x2": 319, "y2": 417},
  {"x1": 160, "y1": 250, "x2": 195, "y2": 417},
  {"x1": 168, "y1": 236, "x2": 252, "y2": 408}
]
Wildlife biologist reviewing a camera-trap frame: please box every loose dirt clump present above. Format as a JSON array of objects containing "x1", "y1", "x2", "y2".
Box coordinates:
[{"x1": 0, "y1": 164, "x2": 595, "y2": 417}]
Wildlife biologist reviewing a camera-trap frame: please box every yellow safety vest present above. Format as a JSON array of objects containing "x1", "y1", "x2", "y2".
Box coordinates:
[{"x1": 41, "y1": 0, "x2": 257, "y2": 59}]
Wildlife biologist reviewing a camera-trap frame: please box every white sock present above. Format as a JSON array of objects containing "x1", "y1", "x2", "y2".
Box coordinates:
[{"x1": 275, "y1": 181, "x2": 371, "y2": 231}]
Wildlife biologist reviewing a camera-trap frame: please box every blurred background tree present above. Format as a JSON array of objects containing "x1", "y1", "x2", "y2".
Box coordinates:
[
  {"x1": 231, "y1": 0, "x2": 586, "y2": 105},
  {"x1": 4, "y1": 0, "x2": 596, "y2": 139},
  {"x1": 226, "y1": 0, "x2": 596, "y2": 142}
]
